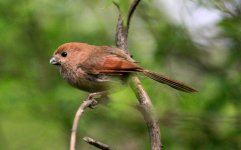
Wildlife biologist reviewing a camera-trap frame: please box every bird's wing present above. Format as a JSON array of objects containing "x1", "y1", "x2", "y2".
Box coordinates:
[
  {"x1": 96, "y1": 46, "x2": 141, "y2": 72},
  {"x1": 78, "y1": 46, "x2": 141, "y2": 75},
  {"x1": 96, "y1": 55, "x2": 142, "y2": 74},
  {"x1": 101, "y1": 46, "x2": 133, "y2": 61}
]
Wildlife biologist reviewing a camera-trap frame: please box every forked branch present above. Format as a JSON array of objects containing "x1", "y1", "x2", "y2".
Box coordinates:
[{"x1": 115, "y1": 0, "x2": 162, "y2": 149}]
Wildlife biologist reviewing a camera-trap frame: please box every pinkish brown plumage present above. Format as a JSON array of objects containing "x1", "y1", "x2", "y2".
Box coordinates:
[{"x1": 50, "y1": 42, "x2": 197, "y2": 93}]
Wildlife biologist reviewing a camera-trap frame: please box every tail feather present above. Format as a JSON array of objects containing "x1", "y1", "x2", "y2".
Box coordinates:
[{"x1": 141, "y1": 70, "x2": 197, "y2": 93}]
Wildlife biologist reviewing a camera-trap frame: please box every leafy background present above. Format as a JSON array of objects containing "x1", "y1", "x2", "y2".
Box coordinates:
[{"x1": 0, "y1": 0, "x2": 240, "y2": 149}]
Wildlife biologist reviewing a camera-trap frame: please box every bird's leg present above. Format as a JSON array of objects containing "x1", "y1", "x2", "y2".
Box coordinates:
[{"x1": 86, "y1": 91, "x2": 109, "y2": 108}]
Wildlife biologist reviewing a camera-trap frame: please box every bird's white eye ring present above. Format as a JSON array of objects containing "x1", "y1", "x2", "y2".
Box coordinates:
[{"x1": 61, "y1": 52, "x2": 67, "y2": 57}]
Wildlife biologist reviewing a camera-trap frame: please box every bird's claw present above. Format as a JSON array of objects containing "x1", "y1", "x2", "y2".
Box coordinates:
[
  {"x1": 88, "y1": 100, "x2": 98, "y2": 109},
  {"x1": 86, "y1": 92, "x2": 108, "y2": 108}
]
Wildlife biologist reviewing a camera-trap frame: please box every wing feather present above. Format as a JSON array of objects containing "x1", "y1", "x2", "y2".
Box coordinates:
[{"x1": 100, "y1": 56, "x2": 140, "y2": 71}]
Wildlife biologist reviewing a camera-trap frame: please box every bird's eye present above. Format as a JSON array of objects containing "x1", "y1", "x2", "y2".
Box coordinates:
[{"x1": 61, "y1": 52, "x2": 67, "y2": 57}]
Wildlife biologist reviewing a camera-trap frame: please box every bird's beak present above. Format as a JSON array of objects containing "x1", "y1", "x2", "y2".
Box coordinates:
[{"x1": 50, "y1": 57, "x2": 60, "y2": 65}]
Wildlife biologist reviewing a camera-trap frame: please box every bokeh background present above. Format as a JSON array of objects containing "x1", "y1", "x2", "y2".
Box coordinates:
[{"x1": 0, "y1": 0, "x2": 240, "y2": 149}]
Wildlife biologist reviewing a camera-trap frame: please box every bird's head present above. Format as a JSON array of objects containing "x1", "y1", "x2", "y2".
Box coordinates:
[{"x1": 50, "y1": 42, "x2": 91, "y2": 68}]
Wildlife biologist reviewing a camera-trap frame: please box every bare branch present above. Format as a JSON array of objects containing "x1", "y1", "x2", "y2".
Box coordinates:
[
  {"x1": 131, "y1": 77, "x2": 162, "y2": 150},
  {"x1": 69, "y1": 94, "x2": 98, "y2": 150},
  {"x1": 115, "y1": 0, "x2": 141, "y2": 52},
  {"x1": 83, "y1": 137, "x2": 113, "y2": 150},
  {"x1": 115, "y1": 14, "x2": 128, "y2": 51}
]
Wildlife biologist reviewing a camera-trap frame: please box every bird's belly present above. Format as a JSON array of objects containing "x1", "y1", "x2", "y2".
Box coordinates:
[
  {"x1": 75, "y1": 78, "x2": 109, "y2": 92},
  {"x1": 62, "y1": 73, "x2": 108, "y2": 92},
  {"x1": 60, "y1": 67, "x2": 126, "y2": 93}
]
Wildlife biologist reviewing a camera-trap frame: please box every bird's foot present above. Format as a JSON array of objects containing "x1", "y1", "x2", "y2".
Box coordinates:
[{"x1": 86, "y1": 91, "x2": 109, "y2": 108}]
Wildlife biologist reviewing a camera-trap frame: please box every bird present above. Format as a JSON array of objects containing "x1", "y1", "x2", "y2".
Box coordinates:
[{"x1": 50, "y1": 42, "x2": 197, "y2": 94}]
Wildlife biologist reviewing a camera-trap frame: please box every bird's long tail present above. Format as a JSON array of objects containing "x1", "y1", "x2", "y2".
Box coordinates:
[{"x1": 140, "y1": 70, "x2": 197, "y2": 93}]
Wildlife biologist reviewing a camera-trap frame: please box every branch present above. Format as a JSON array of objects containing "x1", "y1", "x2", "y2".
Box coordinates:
[
  {"x1": 131, "y1": 77, "x2": 162, "y2": 149},
  {"x1": 115, "y1": 0, "x2": 140, "y2": 52},
  {"x1": 83, "y1": 137, "x2": 113, "y2": 150},
  {"x1": 69, "y1": 94, "x2": 98, "y2": 150},
  {"x1": 127, "y1": 0, "x2": 141, "y2": 29},
  {"x1": 115, "y1": 0, "x2": 162, "y2": 150},
  {"x1": 115, "y1": 14, "x2": 128, "y2": 51}
]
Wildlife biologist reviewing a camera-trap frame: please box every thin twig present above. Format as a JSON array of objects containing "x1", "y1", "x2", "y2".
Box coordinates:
[
  {"x1": 70, "y1": 95, "x2": 97, "y2": 150},
  {"x1": 83, "y1": 137, "x2": 113, "y2": 150},
  {"x1": 127, "y1": 0, "x2": 141, "y2": 29}
]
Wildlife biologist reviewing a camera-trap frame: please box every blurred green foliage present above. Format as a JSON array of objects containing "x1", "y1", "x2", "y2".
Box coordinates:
[{"x1": 0, "y1": 0, "x2": 240, "y2": 150}]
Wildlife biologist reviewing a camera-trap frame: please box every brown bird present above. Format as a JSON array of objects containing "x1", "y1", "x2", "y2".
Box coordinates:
[{"x1": 50, "y1": 42, "x2": 197, "y2": 93}]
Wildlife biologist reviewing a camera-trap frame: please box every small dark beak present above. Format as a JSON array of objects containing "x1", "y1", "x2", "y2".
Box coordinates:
[{"x1": 50, "y1": 57, "x2": 60, "y2": 65}]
